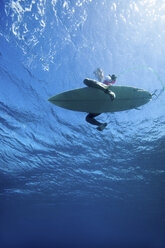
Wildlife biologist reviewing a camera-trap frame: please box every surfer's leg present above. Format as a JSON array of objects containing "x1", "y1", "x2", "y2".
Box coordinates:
[{"x1": 85, "y1": 113, "x2": 102, "y2": 126}]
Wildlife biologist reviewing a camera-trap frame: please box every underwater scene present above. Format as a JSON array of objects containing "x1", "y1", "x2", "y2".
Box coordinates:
[{"x1": 0, "y1": 0, "x2": 165, "y2": 247}]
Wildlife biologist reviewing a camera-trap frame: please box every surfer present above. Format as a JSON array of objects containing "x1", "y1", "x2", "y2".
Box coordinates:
[
  {"x1": 93, "y1": 67, "x2": 117, "y2": 85},
  {"x1": 93, "y1": 67, "x2": 104, "y2": 82},
  {"x1": 93, "y1": 68, "x2": 117, "y2": 99},
  {"x1": 84, "y1": 68, "x2": 117, "y2": 131}
]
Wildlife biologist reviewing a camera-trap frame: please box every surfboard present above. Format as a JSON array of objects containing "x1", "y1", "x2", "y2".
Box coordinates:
[{"x1": 48, "y1": 85, "x2": 152, "y2": 114}]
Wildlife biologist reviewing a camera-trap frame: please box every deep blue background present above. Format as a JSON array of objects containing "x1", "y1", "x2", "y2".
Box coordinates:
[{"x1": 0, "y1": 0, "x2": 165, "y2": 247}]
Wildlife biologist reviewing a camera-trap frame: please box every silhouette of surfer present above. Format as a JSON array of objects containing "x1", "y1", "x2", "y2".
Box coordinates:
[{"x1": 84, "y1": 68, "x2": 117, "y2": 131}]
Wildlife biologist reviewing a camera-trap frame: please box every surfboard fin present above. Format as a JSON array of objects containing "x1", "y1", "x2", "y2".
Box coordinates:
[{"x1": 134, "y1": 107, "x2": 141, "y2": 110}]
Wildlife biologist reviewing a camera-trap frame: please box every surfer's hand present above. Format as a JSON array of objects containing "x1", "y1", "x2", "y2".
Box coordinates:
[
  {"x1": 110, "y1": 92, "x2": 116, "y2": 101},
  {"x1": 104, "y1": 89, "x2": 110, "y2": 94},
  {"x1": 104, "y1": 89, "x2": 116, "y2": 101}
]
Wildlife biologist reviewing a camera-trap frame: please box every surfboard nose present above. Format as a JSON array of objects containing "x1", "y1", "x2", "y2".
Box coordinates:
[{"x1": 48, "y1": 96, "x2": 55, "y2": 103}]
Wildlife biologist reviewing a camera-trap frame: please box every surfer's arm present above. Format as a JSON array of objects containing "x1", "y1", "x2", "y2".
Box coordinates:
[
  {"x1": 83, "y1": 78, "x2": 108, "y2": 90},
  {"x1": 83, "y1": 78, "x2": 116, "y2": 101}
]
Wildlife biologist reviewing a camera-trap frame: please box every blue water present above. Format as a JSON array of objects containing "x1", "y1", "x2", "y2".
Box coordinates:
[{"x1": 0, "y1": 0, "x2": 165, "y2": 247}]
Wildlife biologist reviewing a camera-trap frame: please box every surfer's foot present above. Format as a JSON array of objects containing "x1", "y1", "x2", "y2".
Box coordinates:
[
  {"x1": 97, "y1": 123, "x2": 107, "y2": 131},
  {"x1": 104, "y1": 89, "x2": 116, "y2": 101}
]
